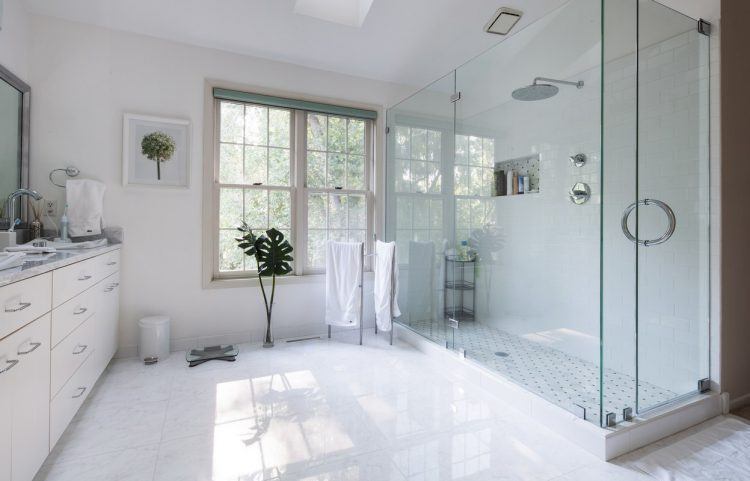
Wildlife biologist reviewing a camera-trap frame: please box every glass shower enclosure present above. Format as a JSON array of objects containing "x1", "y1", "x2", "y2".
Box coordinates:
[{"x1": 385, "y1": 0, "x2": 710, "y2": 427}]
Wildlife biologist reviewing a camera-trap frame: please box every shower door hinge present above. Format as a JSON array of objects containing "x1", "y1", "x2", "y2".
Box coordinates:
[
  {"x1": 622, "y1": 407, "x2": 634, "y2": 422},
  {"x1": 572, "y1": 404, "x2": 586, "y2": 420},
  {"x1": 447, "y1": 317, "x2": 459, "y2": 329},
  {"x1": 450, "y1": 92, "x2": 462, "y2": 103},
  {"x1": 604, "y1": 412, "x2": 617, "y2": 428},
  {"x1": 697, "y1": 19, "x2": 711, "y2": 36},
  {"x1": 385, "y1": 126, "x2": 390, "y2": 134},
  {"x1": 698, "y1": 378, "x2": 711, "y2": 393},
  {"x1": 458, "y1": 348, "x2": 467, "y2": 359}
]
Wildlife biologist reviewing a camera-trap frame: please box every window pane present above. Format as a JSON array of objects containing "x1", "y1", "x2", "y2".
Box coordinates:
[
  {"x1": 427, "y1": 130, "x2": 441, "y2": 162},
  {"x1": 455, "y1": 135, "x2": 469, "y2": 165},
  {"x1": 268, "y1": 108, "x2": 290, "y2": 148},
  {"x1": 307, "y1": 114, "x2": 327, "y2": 151},
  {"x1": 308, "y1": 193, "x2": 328, "y2": 229},
  {"x1": 411, "y1": 129, "x2": 427, "y2": 160},
  {"x1": 469, "y1": 136, "x2": 482, "y2": 165},
  {"x1": 329, "y1": 194, "x2": 347, "y2": 229},
  {"x1": 219, "y1": 144, "x2": 243, "y2": 184},
  {"x1": 412, "y1": 161, "x2": 427, "y2": 194},
  {"x1": 413, "y1": 198, "x2": 429, "y2": 229},
  {"x1": 268, "y1": 148, "x2": 290, "y2": 186},
  {"x1": 329, "y1": 230, "x2": 347, "y2": 242},
  {"x1": 307, "y1": 229, "x2": 327, "y2": 269},
  {"x1": 469, "y1": 167, "x2": 485, "y2": 196},
  {"x1": 268, "y1": 190, "x2": 291, "y2": 228},
  {"x1": 347, "y1": 119, "x2": 365, "y2": 155},
  {"x1": 219, "y1": 230, "x2": 244, "y2": 272},
  {"x1": 430, "y1": 199, "x2": 443, "y2": 229},
  {"x1": 348, "y1": 230, "x2": 366, "y2": 243},
  {"x1": 244, "y1": 189, "x2": 267, "y2": 228},
  {"x1": 220, "y1": 102, "x2": 244, "y2": 143},
  {"x1": 395, "y1": 126, "x2": 410, "y2": 159},
  {"x1": 454, "y1": 166, "x2": 469, "y2": 195},
  {"x1": 245, "y1": 106, "x2": 267, "y2": 145},
  {"x1": 396, "y1": 197, "x2": 412, "y2": 229},
  {"x1": 426, "y1": 162, "x2": 441, "y2": 193},
  {"x1": 395, "y1": 159, "x2": 410, "y2": 193},
  {"x1": 482, "y1": 138, "x2": 495, "y2": 167},
  {"x1": 348, "y1": 195, "x2": 366, "y2": 229},
  {"x1": 346, "y1": 154, "x2": 365, "y2": 190},
  {"x1": 456, "y1": 199, "x2": 470, "y2": 229},
  {"x1": 219, "y1": 188, "x2": 243, "y2": 229},
  {"x1": 327, "y1": 153, "x2": 346, "y2": 189},
  {"x1": 307, "y1": 152, "x2": 326, "y2": 188},
  {"x1": 244, "y1": 146, "x2": 267, "y2": 185},
  {"x1": 327, "y1": 116, "x2": 346, "y2": 153}
]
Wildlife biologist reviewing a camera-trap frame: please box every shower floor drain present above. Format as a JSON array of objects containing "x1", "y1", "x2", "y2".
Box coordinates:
[{"x1": 494, "y1": 351, "x2": 509, "y2": 357}]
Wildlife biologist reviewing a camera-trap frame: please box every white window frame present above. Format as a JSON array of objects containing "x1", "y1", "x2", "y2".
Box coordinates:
[{"x1": 203, "y1": 84, "x2": 378, "y2": 287}]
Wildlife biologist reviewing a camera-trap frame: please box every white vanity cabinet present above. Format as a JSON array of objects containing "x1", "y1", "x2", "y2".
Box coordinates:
[{"x1": 0, "y1": 247, "x2": 121, "y2": 481}]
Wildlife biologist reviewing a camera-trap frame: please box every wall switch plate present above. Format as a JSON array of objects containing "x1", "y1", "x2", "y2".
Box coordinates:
[{"x1": 45, "y1": 200, "x2": 57, "y2": 217}]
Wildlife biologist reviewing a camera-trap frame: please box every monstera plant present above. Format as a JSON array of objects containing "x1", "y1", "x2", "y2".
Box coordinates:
[{"x1": 236, "y1": 223, "x2": 294, "y2": 347}]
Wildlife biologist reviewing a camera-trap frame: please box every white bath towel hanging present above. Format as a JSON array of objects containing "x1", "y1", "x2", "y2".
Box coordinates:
[
  {"x1": 325, "y1": 241, "x2": 363, "y2": 327},
  {"x1": 66, "y1": 179, "x2": 106, "y2": 238},
  {"x1": 374, "y1": 240, "x2": 400, "y2": 332}
]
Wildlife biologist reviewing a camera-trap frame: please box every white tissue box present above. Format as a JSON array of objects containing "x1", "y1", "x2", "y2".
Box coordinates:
[{"x1": 0, "y1": 231, "x2": 18, "y2": 250}]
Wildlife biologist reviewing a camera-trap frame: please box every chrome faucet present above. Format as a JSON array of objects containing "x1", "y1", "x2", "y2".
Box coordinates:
[{"x1": 6, "y1": 189, "x2": 43, "y2": 232}]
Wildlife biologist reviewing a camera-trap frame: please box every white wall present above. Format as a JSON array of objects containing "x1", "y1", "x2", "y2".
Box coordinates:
[
  {"x1": 0, "y1": 0, "x2": 29, "y2": 81},
  {"x1": 26, "y1": 14, "x2": 411, "y2": 356}
]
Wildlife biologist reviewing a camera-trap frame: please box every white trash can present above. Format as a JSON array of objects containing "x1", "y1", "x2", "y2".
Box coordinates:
[{"x1": 138, "y1": 316, "x2": 170, "y2": 363}]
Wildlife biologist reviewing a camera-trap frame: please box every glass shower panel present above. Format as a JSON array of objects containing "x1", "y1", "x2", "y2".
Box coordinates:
[
  {"x1": 635, "y1": 0, "x2": 710, "y2": 413},
  {"x1": 454, "y1": 0, "x2": 603, "y2": 422},
  {"x1": 385, "y1": 72, "x2": 455, "y2": 348}
]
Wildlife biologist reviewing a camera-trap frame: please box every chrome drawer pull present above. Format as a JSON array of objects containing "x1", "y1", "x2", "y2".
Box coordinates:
[
  {"x1": 0, "y1": 359, "x2": 19, "y2": 374},
  {"x1": 18, "y1": 342, "x2": 41, "y2": 355},
  {"x1": 73, "y1": 307, "x2": 88, "y2": 316},
  {"x1": 78, "y1": 275, "x2": 92, "y2": 281},
  {"x1": 73, "y1": 344, "x2": 88, "y2": 355},
  {"x1": 5, "y1": 302, "x2": 31, "y2": 313},
  {"x1": 72, "y1": 387, "x2": 87, "y2": 398},
  {"x1": 106, "y1": 261, "x2": 117, "y2": 266}
]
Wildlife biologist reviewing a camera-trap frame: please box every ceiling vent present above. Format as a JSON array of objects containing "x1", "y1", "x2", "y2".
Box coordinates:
[{"x1": 484, "y1": 7, "x2": 523, "y2": 35}]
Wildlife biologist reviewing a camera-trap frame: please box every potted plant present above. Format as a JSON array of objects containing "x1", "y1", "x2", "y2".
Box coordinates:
[
  {"x1": 235, "y1": 223, "x2": 294, "y2": 347},
  {"x1": 141, "y1": 131, "x2": 176, "y2": 180}
]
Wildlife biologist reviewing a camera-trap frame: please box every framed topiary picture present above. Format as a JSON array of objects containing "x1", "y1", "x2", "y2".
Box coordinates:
[{"x1": 123, "y1": 113, "x2": 190, "y2": 187}]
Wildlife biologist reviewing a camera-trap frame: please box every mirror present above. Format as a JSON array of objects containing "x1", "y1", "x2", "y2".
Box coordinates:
[{"x1": 0, "y1": 64, "x2": 30, "y2": 228}]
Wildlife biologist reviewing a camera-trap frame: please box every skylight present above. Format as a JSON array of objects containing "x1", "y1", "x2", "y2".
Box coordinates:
[{"x1": 293, "y1": 0, "x2": 375, "y2": 27}]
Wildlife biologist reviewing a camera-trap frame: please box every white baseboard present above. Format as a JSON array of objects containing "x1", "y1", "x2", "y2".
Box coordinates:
[{"x1": 729, "y1": 391, "x2": 750, "y2": 411}]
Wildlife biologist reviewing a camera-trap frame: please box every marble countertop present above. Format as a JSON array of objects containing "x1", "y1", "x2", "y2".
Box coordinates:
[{"x1": 0, "y1": 244, "x2": 122, "y2": 288}]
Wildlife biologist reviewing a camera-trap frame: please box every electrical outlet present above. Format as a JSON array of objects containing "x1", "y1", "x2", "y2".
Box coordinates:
[{"x1": 45, "y1": 200, "x2": 57, "y2": 217}]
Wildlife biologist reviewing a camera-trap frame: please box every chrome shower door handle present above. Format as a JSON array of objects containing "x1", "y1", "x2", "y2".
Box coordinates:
[{"x1": 621, "y1": 199, "x2": 676, "y2": 246}]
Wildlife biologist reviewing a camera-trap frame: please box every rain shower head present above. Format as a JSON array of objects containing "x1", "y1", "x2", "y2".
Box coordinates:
[{"x1": 512, "y1": 77, "x2": 584, "y2": 101}]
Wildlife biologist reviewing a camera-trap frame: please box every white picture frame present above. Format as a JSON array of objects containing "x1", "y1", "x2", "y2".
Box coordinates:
[{"x1": 123, "y1": 113, "x2": 190, "y2": 188}]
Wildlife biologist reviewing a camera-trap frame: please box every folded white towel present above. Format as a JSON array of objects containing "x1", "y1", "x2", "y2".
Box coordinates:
[
  {"x1": 66, "y1": 179, "x2": 106, "y2": 238},
  {"x1": 325, "y1": 241, "x2": 363, "y2": 327},
  {"x1": 374, "y1": 241, "x2": 400, "y2": 331},
  {"x1": 0, "y1": 252, "x2": 26, "y2": 271}
]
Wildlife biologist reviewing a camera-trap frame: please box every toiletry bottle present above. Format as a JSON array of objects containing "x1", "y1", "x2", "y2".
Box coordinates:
[
  {"x1": 60, "y1": 204, "x2": 69, "y2": 241},
  {"x1": 459, "y1": 240, "x2": 469, "y2": 261}
]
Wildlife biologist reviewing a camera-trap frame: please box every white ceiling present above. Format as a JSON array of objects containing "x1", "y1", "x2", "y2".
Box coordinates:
[{"x1": 21, "y1": 0, "x2": 569, "y2": 87}]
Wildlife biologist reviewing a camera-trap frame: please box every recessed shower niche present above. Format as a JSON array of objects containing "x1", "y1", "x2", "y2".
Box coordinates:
[{"x1": 493, "y1": 153, "x2": 540, "y2": 196}]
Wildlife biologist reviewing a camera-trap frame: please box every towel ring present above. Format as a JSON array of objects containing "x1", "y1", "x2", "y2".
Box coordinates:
[{"x1": 49, "y1": 167, "x2": 80, "y2": 188}]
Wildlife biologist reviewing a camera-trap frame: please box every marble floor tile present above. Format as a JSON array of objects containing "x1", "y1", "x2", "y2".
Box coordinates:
[{"x1": 34, "y1": 331, "x2": 748, "y2": 481}]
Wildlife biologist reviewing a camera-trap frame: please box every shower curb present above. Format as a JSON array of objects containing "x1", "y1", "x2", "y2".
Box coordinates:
[{"x1": 395, "y1": 323, "x2": 722, "y2": 460}]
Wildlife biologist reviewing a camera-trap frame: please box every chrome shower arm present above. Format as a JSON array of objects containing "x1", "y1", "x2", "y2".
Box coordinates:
[{"x1": 533, "y1": 77, "x2": 584, "y2": 89}]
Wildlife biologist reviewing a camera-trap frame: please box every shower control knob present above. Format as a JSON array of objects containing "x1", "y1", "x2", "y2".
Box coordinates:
[
  {"x1": 570, "y1": 153, "x2": 587, "y2": 167},
  {"x1": 569, "y1": 182, "x2": 591, "y2": 205}
]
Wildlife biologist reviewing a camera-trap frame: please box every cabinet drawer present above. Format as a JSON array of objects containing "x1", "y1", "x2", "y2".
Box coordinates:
[
  {"x1": 98, "y1": 250, "x2": 120, "y2": 278},
  {"x1": 0, "y1": 273, "x2": 52, "y2": 340},
  {"x1": 51, "y1": 317, "x2": 96, "y2": 397},
  {"x1": 52, "y1": 257, "x2": 100, "y2": 308},
  {"x1": 51, "y1": 286, "x2": 96, "y2": 348},
  {"x1": 49, "y1": 351, "x2": 98, "y2": 450}
]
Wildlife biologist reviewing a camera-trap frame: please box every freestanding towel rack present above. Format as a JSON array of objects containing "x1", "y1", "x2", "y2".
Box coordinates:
[{"x1": 327, "y1": 241, "x2": 396, "y2": 346}]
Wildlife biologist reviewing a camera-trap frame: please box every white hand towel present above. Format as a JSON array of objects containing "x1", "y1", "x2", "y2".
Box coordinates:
[
  {"x1": 66, "y1": 179, "x2": 106, "y2": 238},
  {"x1": 374, "y1": 241, "x2": 400, "y2": 331},
  {"x1": 408, "y1": 240, "x2": 435, "y2": 320},
  {"x1": 325, "y1": 241, "x2": 363, "y2": 327}
]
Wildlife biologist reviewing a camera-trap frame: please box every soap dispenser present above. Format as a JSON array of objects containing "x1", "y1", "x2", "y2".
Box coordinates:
[{"x1": 60, "y1": 204, "x2": 70, "y2": 241}]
